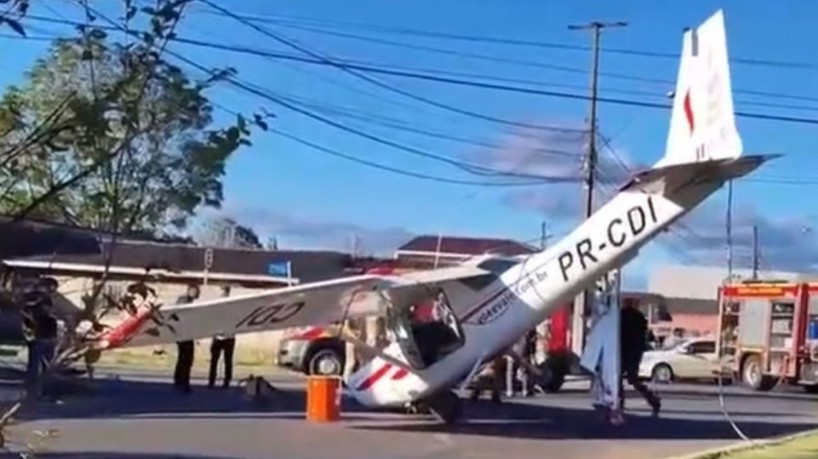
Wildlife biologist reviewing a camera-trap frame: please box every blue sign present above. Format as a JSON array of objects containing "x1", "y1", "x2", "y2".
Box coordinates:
[{"x1": 267, "y1": 261, "x2": 291, "y2": 277}]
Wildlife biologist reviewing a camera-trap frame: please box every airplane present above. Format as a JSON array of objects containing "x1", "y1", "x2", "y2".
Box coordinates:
[{"x1": 89, "y1": 9, "x2": 773, "y2": 424}]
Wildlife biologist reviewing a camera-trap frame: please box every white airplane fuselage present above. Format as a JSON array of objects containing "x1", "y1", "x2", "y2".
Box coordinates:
[
  {"x1": 347, "y1": 8, "x2": 765, "y2": 410},
  {"x1": 348, "y1": 191, "x2": 700, "y2": 407}
]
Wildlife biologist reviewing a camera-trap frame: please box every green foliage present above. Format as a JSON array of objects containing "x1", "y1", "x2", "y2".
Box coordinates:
[{"x1": 0, "y1": 0, "x2": 264, "y2": 234}]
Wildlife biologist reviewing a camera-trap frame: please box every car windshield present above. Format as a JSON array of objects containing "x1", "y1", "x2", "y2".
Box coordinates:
[{"x1": 659, "y1": 340, "x2": 688, "y2": 351}]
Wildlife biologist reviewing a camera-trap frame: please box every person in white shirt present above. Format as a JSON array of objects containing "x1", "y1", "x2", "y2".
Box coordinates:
[{"x1": 208, "y1": 285, "x2": 236, "y2": 388}]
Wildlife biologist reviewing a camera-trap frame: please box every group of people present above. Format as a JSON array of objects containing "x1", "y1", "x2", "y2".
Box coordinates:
[
  {"x1": 469, "y1": 300, "x2": 662, "y2": 418},
  {"x1": 172, "y1": 283, "x2": 237, "y2": 393},
  {"x1": 469, "y1": 328, "x2": 538, "y2": 402}
]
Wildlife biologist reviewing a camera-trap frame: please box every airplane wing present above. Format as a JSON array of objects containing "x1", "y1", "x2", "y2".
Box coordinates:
[{"x1": 97, "y1": 263, "x2": 496, "y2": 350}]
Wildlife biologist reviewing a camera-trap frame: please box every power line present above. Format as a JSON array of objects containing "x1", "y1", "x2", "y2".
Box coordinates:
[
  {"x1": 10, "y1": 23, "x2": 818, "y2": 186},
  {"x1": 269, "y1": 128, "x2": 551, "y2": 187},
  {"x1": 160, "y1": 34, "x2": 818, "y2": 125},
  {"x1": 19, "y1": 13, "x2": 818, "y2": 112},
  {"x1": 248, "y1": 20, "x2": 818, "y2": 107},
  {"x1": 195, "y1": 0, "x2": 585, "y2": 134},
  {"x1": 74, "y1": 3, "x2": 588, "y2": 186},
  {"x1": 192, "y1": 9, "x2": 818, "y2": 105},
  {"x1": 190, "y1": 8, "x2": 818, "y2": 72},
  {"x1": 269, "y1": 91, "x2": 582, "y2": 158},
  {"x1": 21, "y1": 13, "x2": 582, "y2": 133},
  {"x1": 208, "y1": 100, "x2": 555, "y2": 187}
]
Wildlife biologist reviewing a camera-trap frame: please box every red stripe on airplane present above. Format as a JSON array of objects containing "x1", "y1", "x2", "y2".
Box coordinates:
[
  {"x1": 355, "y1": 363, "x2": 393, "y2": 391},
  {"x1": 684, "y1": 90, "x2": 695, "y2": 134},
  {"x1": 101, "y1": 309, "x2": 152, "y2": 349},
  {"x1": 391, "y1": 368, "x2": 409, "y2": 380}
]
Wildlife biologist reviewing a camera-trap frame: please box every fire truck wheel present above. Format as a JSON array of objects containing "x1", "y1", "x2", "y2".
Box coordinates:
[
  {"x1": 651, "y1": 364, "x2": 674, "y2": 384},
  {"x1": 741, "y1": 354, "x2": 775, "y2": 391}
]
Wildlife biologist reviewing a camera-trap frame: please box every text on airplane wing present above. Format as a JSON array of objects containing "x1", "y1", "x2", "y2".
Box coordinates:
[
  {"x1": 114, "y1": 275, "x2": 394, "y2": 348},
  {"x1": 105, "y1": 263, "x2": 496, "y2": 349}
]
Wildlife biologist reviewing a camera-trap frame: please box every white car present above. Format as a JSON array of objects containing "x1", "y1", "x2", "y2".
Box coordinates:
[{"x1": 638, "y1": 337, "x2": 733, "y2": 384}]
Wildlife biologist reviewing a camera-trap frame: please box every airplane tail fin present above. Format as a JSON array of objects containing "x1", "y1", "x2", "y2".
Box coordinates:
[{"x1": 655, "y1": 9, "x2": 743, "y2": 169}]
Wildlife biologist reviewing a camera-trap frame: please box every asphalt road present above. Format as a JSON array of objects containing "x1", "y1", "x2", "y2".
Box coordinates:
[{"x1": 2, "y1": 367, "x2": 818, "y2": 459}]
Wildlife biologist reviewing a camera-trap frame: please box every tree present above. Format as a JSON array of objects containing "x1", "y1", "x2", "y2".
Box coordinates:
[
  {"x1": 0, "y1": 2, "x2": 269, "y2": 454},
  {"x1": 0, "y1": 0, "x2": 258, "y2": 235},
  {"x1": 198, "y1": 215, "x2": 263, "y2": 249}
]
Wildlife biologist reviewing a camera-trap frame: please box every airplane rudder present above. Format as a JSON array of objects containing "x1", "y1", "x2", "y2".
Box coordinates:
[{"x1": 659, "y1": 9, "x2": 743, "y2": 168}]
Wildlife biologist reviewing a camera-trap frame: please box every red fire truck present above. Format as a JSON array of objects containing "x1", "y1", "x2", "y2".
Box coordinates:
[{"x1": 717, "y1": 280, "x2": 818, "y2": 393}]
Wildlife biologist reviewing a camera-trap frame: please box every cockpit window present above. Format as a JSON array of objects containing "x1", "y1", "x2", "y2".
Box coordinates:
[
  {"x1": 476, "y1": 257, "x2": 519, "y2": 275},
  {"x1": 458, "y1": 273, "x2": 496, "y2": 291}
]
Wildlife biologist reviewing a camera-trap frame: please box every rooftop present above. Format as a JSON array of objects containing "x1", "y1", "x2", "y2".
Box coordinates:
[{"x1": 397, "y1": 235, "x2": 538, "y2": 258}]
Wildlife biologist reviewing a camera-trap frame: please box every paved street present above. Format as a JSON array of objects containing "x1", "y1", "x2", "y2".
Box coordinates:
[{"x1": 2, "y1": 368, "x2": 818, "y2": 459}]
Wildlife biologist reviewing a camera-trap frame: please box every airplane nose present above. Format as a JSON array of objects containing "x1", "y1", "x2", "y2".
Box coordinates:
[{"x1": 344, "y1": 357, "x2": 418, "y2": 408}]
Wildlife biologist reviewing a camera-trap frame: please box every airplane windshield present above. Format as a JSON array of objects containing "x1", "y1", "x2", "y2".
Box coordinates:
[{"x1": 387, "y1": 288, "x2": 466, "y2": 369}]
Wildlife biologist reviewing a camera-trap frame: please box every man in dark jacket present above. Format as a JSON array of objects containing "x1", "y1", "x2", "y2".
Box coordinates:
[
  {"x1": 173, "y1": 284, "x2": 199, "y2": 393},
  {"x1": 620, "y1": 298, "x2": 661, "y2": 415}
]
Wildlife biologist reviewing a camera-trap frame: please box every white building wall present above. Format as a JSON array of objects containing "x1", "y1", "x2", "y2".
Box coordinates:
[{"x1": 648, "y1": 265, "x2": 812, "y2": 300}]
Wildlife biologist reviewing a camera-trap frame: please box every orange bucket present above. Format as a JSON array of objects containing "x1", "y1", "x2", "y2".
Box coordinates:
[{"x1": 306, "y1": 375, "x2": 341, "y2": 422}]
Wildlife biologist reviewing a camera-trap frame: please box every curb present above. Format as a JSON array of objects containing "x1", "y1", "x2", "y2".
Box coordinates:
[{"x1": 666, "y1": 427, "x2": 818, "y2": 459}]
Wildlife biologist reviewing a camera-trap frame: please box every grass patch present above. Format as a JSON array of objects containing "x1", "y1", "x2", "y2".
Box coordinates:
[{"x1": 694, "y1": 432, "x2": 818, "y2": 459}]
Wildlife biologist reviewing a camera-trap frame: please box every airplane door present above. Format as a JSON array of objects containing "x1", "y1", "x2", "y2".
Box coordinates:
[
  {"x1": 385, "y1": 302, "x2": 426, "y2": 370},
  {"x1": 384, "y1": 288, "x2": 465, "y2": 370}
]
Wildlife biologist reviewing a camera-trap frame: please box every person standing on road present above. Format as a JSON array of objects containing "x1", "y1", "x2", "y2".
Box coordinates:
[
  {"x1": 619, "y1": 298, "x2": 661, "y2": 416},
  {"x1": 470, "y1": 352, "x2": 506, "y2": 403},
  {"x1": 173, "y1": 284, "x2": 199, "y2": 393},
  {"x1": 209, "y1": 285, "x2": 236, "y2": 389},
  {"x1": 505, "y1": 329, "x2": 537, "y2": 397}
]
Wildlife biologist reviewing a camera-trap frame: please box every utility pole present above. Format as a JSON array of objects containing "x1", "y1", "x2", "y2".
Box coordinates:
[
  {"x1": 752, "y1": 224, "x2": 759, "y2": 279},
  {"x1": 568, "y1": 20, "x2": 628, "y2": 360},
  {"x1": 726, "y1": 181, "x2": 734, "y2": 282},
  {"x1": 540, "y1": 221, "x2": 550, "y2": 250}
]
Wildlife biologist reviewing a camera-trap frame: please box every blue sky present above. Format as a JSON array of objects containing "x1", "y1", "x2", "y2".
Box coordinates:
[{"x1": 2, "y1": 0, "x2": 818, "y2": 289}]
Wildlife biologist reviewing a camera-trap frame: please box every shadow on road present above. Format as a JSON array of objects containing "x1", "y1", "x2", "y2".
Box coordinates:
[
  {"x1": 655, "y1": 388, "x2": 818, "y2": 401},
  {"x1": 4, "y1": 376, "x2": 818, "y2": 443},
  {"x1": 351, "y1": 398, "x2": 818, "y2": 441}
]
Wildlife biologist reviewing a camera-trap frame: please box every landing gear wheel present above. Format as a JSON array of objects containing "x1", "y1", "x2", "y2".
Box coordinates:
[
  {"x1": 427, "y1": 390, "x2": 462, "y2": 425},
  {"x1": 405, "y1": 401, "x2": 430, "y2": 414}
]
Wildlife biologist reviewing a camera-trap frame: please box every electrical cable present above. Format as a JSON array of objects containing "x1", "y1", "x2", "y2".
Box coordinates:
[
  {"x1": 24, "y1": 10, "x2": 596, "y2": 184},
  {"x1": 190, "y1": 8, "x2": 818, "y2": 73},
  {"x1": 252, "y1": 20, "x2": 818, "y2": 111},
  {"x1": 269, "y1": 91, "x2": 581, "y2": 158},
  {"x1": 198, "y1": 0, "x2": 586, "y2": 134},
  {"x1": 171, "y1": 34, "x2": 818, "y2": 125},
  {"x1": 18, "y1": 14, "x2": 818, "y2": 121},
  {"x1": 207, "y1": 92, "x2": 569, "y2": 188},
  {"x1": 269, "y1": 127, "x2": 551, "y2": 187},
  {"x1": 194, "y1": 0, "x2": 818, "y2": 126}
]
